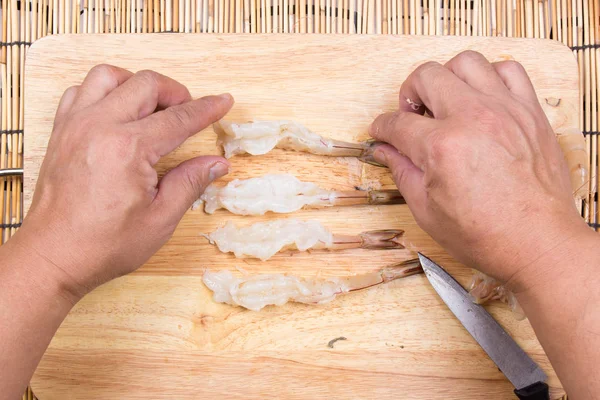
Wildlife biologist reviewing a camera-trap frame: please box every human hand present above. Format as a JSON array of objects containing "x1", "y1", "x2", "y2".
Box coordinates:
[
  {"x1": 19, "y1": 65, "x2": 233, "y2": 300},
  {"x1": 370, "y1": 51, "x2": 589, "y2": 290}
]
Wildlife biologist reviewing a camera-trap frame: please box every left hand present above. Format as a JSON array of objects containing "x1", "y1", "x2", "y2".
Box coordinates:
[{"x1": 17, "y1": 65, "x2": 233, "y2": 301}]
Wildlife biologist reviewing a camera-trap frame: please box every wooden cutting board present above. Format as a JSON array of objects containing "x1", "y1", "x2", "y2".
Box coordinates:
[{"x1": 24, "y1": 34, "x2": 576, "y2": 399}]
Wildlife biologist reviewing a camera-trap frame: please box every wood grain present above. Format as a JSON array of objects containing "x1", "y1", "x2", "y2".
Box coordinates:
[{"x1": 24, "y1": 34, "x2": 577, "y2": 399}]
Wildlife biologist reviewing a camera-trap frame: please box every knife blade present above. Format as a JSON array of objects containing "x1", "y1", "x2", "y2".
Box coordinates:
[{"x1": 418, "y1": 253, "x2": 549, "y2": 399}]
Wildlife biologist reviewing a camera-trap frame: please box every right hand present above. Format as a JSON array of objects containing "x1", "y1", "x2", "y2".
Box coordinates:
[{"x1": 369, "y1": 51, "x2": 589, "y2": 291}]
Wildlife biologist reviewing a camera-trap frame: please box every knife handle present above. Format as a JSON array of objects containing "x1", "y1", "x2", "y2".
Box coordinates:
[{"x1": 514, "y1": 381, "x2": 550, "y2": 400}]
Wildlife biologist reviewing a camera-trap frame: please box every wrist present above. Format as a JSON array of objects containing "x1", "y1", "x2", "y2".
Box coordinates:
[
  {"x1": 505, "y1": 217, "x2": 596, "y2": 299},
  {"x1": 1, "y1": 226, "x2": 85, "y2": 308}
]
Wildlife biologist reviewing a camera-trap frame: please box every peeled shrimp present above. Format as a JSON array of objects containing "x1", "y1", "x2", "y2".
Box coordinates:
[
  {"x1": 195, "y1": 174, "x2": 404, "y2": 216},
  {"x1": 469, "y1": 272, "x2": 525, "y2": 320},
  {"x1": 202, "y1": 258, "x2": 422, "y2": 311},
  {"x1": 204, "y1": 219, "x2": 406, "y2": 261},
  {"x1": 214, "y1": 120, "x2": 383, "y2": 165}
]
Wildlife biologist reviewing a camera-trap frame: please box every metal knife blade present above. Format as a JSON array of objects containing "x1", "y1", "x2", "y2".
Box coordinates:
[{"x1": 418, "y1": 253, "x2": 547, "y2": 390}]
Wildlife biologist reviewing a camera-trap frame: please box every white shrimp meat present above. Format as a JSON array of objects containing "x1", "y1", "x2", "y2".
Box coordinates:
[
  {"x1": 198, "y1": 174, "x2": 336, "y2": 215},
  {"x1": 203, "y1": 269, "x2": 350, "y2": 311},
  {"x1": 215, "y1": 120, "x2": 364, "y2": 158},
  {"x1": 203, "y1": 259, "x2": 422, "y2": 311},
  {"x1": 205, "y1": 219, "x2": 333, "y2": 261}
]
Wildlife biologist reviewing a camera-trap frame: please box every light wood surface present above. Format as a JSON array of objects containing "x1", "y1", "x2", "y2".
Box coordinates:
[{"x1": 24, "y1": 34, "x2": 577, "y2": 399}]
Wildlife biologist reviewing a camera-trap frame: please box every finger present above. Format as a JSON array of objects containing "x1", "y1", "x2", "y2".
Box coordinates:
[
  {"x1": 492, "y1": 60, "x2": 538, "y2": 103},
  {"x1": 444, "y1": 50, "x2": 508, "y2": 95},
  {"x1": 54, "y1": 85, "x2": 80, "y2": 125},
  {"x1": 136, "y1": 93, "x2": 234, "y2": 162},
  {"x1": 153, "y1": 157, "x2": 229, "y2": 221},
  {"x1": 399, "y1": 61, "x2": 471, "y2": 118},
  {"x1": 370, "y1": 111, "x2": 439, "y2": 170},
  {"x1": 71, "y1": 64, "x2": 134, "y2": 112},
  {"x1": 98, "y1": 70, "x2": 192, "y2": 122},
  {"x1": 373, "y1": 144, "x2": 428, "y2": 219}
]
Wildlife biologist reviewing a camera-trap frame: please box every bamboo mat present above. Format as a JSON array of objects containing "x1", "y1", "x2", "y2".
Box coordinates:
[{"x1": 1, "y1": 0, "x2": 596, "y2": 398}]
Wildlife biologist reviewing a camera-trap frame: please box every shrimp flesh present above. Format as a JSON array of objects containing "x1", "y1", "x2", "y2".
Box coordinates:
[
  {"x1": 204, "y1": 219, "x2": 406, "y2": 261},
  {"x1": 214, "y1": 120, "x2": 385, "y2": 166},
  {"x1": 202, "y1": 258, "x2": 422, "y2": 311},
  {"x1": 469, "y1": 272, "x2": 525, "y2": 320},
  {"x1": 195, "y1": 174, "x2": 404, "y2": 216}
]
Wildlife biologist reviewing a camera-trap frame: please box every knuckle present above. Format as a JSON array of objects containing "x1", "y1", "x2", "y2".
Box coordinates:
[
  {"x1": 473, "y1": 105, "x2": 502, "y2": 129},
  {"x1": 428, "y1": 133, "x2": 460, "y2": 165},
  {"x1": 135, "y1": 69, "x2": 160, "y2": 87},
  {"x1": 456, "y1": 50, "x2": 485, "y2": 64},
  {"x1": 114, "y1": 133, "x2": 134, "y2": 153},
  {"x1": 64, "y1": 85, "x2": 79, "y2": 96},
  {"x1": 497, "y1": 60, "x2": 526, "y2": 76},
  {"x1": 88, "y1": 64, "x2": 119, "y2": 80},
  {"x1": 415, "y1": 61, "x2": 442, "y2": 79}
]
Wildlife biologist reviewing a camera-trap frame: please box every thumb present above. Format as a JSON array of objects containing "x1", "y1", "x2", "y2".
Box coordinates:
[
  {"x1": 154, "y1": 156, "x2": 229, "y2": 222},
  {"x1": 373, "y1": 144, "x2": 428, "y2": 220}
]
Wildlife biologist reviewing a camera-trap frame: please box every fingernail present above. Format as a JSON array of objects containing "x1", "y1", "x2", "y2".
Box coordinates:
[
  {"x1": 373, "y1": 148, "x2": 388, "y2": 167},
  {"x1": 208, "y1": 162, "x2": 229, "y2": 181},
  {"x1": 217, "y1": 93, "x2": 233, "y2": 102}
]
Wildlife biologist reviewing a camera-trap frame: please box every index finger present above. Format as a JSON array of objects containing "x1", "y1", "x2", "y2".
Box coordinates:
[
  {"x1": 370, "y1": 110, "x2": 440, "y2": 170},
  {"x1": 71, "y1": 64, "x2": 134, "y2": 112},
  {"x1": 134, "y1": 93, "x2": 234, "y2": 162},
  {"x1": 97, "y1": 70, "x2": 192, "y2": 122}
]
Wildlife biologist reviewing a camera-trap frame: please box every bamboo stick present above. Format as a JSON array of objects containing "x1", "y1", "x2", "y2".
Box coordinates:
[
  {"x1": 403, "y1": 0, "x2": 408, "y2": 33},
  {"x1": 376, "y1": 0, "x2": 382, "y2": 33},
  {"x1": 442, "y1": 0, "x2": 447, "y2": 33},
  {"x1": 391, "y1": 0, "x2": 397, "y2": 33},
  {"x1": 343, "y1": 0, "x2": 348, "y2": 33},
  {"x1": 410, "y1": 0, "x2": 415, "y2": 33},
  {"x1": 350, "y1": 0, "x2": 356, "y2": 32},
  {"x1": 466, "y1": 0, "x2": 471, "y2": 35},
  {"x1": 362, "y1": 0, "x2": 368, "y2": 33},
  {"x1": 0, "y1": 63, "x2": 6, "y2": 238},
  {"x1": 1, "y1": 0, "x2": 6, "y2": 62},
  {"x1": 544, "y1": 0, "x2": 549, "y2": 38},
  {"x1": 533, "y1": 0, "x2": 539, "y2": 37},
  {"x1": 450, "y1": 0, "x2": 455, "y2": 34},
  {"x1": 226, "y1": 0, "x2": 231, "y2": 32},
  {"x1": 506, "y1": 0, "x2": 512, "y2": 35},
  {"x1": 423, "y1": 0, "x2": 428, "y2": 34},
  {"x1": 235, "y1": 0, "x2": 241, "y2": 31},
  {"x1": 3, "y1": 13, "x2": 10, "y2": 243},
  {"x1": 593, "y1": 0, "x2": 600, "y2": 226},
  {"x1": 585, "y1": 0, "x2": 596, "y2": 220},
  {"x1": 472, "y1": 0, "x2": 479, "y2": 34},
  {"x1": 328, "y1": 0, "x2": 333, "y2": 32}
]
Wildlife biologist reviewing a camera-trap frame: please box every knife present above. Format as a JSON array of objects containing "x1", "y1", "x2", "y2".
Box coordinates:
[{"x1": 418, "y1": 253, "x2": 550, "y2": 400}]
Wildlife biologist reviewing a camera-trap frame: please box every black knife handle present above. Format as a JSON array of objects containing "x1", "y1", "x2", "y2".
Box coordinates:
[{"x1": 514, "y1": 381, "x2": 550, "y2": 400}]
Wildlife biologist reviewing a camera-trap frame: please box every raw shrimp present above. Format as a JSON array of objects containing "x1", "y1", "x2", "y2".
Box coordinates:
[
  {"x1": 469, "y1": 272, "x2": 525, "y2": 320},
  {"x1": 195, "y1": 174, "x2": 404, "y2": 216},
  {"x1": 202, "y1": 258, "x2": 422, "y2": 311},
  {"x1": 204, "y1": 219, "x2": 406, "y2": 260},
  {"x1": 214, "y1": 120, "x2": 384, "y2": 165}
]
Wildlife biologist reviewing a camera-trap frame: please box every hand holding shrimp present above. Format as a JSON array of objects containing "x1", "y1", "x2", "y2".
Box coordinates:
[
  {"x1": 0, "y1": 65, "x2": 234, "y2": 399},
  {"x1": 370, "y1": 50, "x2": 600, "y2": 398}
]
